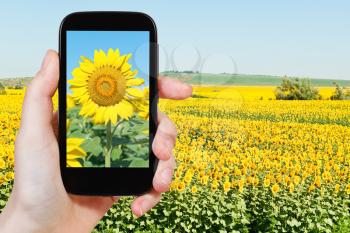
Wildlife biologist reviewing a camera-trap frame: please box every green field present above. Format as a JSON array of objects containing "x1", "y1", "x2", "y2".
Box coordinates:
[{"x1": 161, "y1": 72, "x2": 350, "y2": 87}]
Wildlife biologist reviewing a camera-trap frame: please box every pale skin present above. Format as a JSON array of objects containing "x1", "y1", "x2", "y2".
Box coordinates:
[{"x1": 0, "y1": 50, "x2": 192, "y2": 233}]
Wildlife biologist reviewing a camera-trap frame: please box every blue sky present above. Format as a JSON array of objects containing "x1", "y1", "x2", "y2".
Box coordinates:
[
  {"x1": 67, "y1": 31, "x2": 149, "y2": 93},
  {"x1": 0, "y1": 1, "x2": 349, "y2": 79}
]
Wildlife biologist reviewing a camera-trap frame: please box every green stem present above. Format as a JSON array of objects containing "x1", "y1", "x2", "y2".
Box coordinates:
[
  {"x1": 112, "y1": 119, "x2": 122, "y2": 136},
  {"x1": 105, "y1": 120, "x2": 112, "y2": 168}
]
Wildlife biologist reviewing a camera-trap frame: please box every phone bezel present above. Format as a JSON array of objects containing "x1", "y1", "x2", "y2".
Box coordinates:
[{"x1": 59, "y1": 12, "x2": 158, "y2": 195}]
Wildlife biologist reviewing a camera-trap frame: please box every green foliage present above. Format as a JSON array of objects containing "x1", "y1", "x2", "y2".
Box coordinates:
[
  {"x1": 0, "y1": 77, "x2": 32, "y2": 88},
  {"x1": 0, "y1": 182, "x2": 12, "y2": 211},
  {"x1": 1, "y1": 181, "x2": 350, "y2": 232},
  {"x1": 0, "y1": 82, "x2": 6, "y2": 95},
  {"x1": 94, "y1": 189, "x2": 250, "y2": 233},
  {"x1": 161, "y1": 71, "x2": 350, "y2": 87},
  {"x1": 245, "y1": 186, "x2": 350, "y2": 233},
  {"x1": 67, "y1": 106, "x2": 149, "y2": 168},
  {"x1": 330, "y1": 82, "x2": 350, "y2": 100},
  {"x1": 90, "y1": 186, "x2": 350, "y2": 232},
  {"x1": 333, "y1": 217, "x2": 350, "y2": 232},
  {"x1": 13, "y1": 84, "x2": 23, "y2": 89},
  {"x1": 275, "y1": 78, "x2": 321, "y2": 100}
]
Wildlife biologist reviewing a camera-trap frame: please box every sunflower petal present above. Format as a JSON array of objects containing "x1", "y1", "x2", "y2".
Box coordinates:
[
  {"x1": 94, "y1": 49, "x2": 108, "y2": 67},
  {"x1": 107, "y1": 48, "x2": 120, "y2": 66},
  {"x1": 121, "y1": 63, "x2": 131, "y2": 73},
  {"x1": 70, "y1": 86, "x2": 88, "y2": 98},
  {"x1": 67, "y1": 148, "x2": 87, "y2": 158},
  {"x1": 67, "y1": 159, "x2": 82, "y2": 167},
  {"x1": 68, "y1": 76, "x2": 87, "y2": 87},
  {"x1": 126, "y1": 88, "x2": 144, "y2": 98},
  {"x1": 125, "y1": 53, "x2": 132, "y2": 62},
  {"x1": 72, "y1": 68, "x2": 89, "y2": 80},
  {"x1": 79, "y1": 56, "x2": 95, "y2": 73},
  {"x1": 126, "y1": 78, "x2": 145, "y2": 87},
  {"x1": 80, "y1": 101, "x2": 97, "y2": 117},
  {"x1": 67, "y1": 95, "x2": 75, "y2": 109},
  {"x1": 105, "y1": 107, "x2": 117, "y2": 125},
  {"x1": 67, "y1": 138, "x2": 86, "y2": 162},
  {"x1": 93, "y1": 107, "x2": 106, "y2": 124},
  {"x1": 67, "y1": 137, "x2": 84, "y2": 146},
  {"x1": 115, "y1": 55, "x2": 126, "y2": 69},
  {"x1": 110, "y1": 106, "x2": 119, "y2": 125},
  {"x1": 124, "y1": 69, "x2": 138, "y2": 78},
  {"x1": 116, "y1": 100, "x2": 134, "y2": 119}
]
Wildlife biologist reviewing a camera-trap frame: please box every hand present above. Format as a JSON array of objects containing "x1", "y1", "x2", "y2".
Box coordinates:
[{"x1": 0, "y1": 50, "x2": 192, "y2": 233}]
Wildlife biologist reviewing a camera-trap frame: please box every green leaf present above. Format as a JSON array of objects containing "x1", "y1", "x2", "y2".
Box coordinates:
[
  {"x1": 92, "y1": 124, "x2": 106, "y2": 130},
  {"x1": 68, "y1": 131, "x2": 86, "y2": 138},
  {"x1": 81, "y1": 137, "x2": 103, "y2": 156},
  {"x1": 111, "y1": 147, "x2": 122, "y2": 161},
  {"x1": 163, "y1": 209, "x2": 170, "y2": 217},
  {"x1": 175, "y1": 211, "x2": 182, "y2": 217},
  {"x1": 112, "y1": 136, "x2": 130, "y2": 145},
  {"x1": 324, "y1": 218, "x2": 333, "y2": 226},
  {"x1": 129, "y1": 158, "x2": 149, "y2": 168},
  {"x1": 83, "y1": 160, "x2": 93, "y2": 167},
  {"x1": 287, "y1": 218, "x2": 301, "y2": 227}
]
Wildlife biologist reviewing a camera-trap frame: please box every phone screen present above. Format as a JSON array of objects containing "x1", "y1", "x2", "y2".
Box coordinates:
[{"x1": 66, "y1": 31, "x2": 150, "y2": 168}]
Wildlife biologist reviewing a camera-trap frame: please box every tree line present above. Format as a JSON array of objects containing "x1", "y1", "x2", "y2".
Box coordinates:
[{"x1": 275, "y1": 77, "x2": 350, "y2": 100}]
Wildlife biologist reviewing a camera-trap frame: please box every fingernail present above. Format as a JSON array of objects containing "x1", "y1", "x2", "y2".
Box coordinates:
[
  {"x1": 41, "y1": 50, "x2": 51, "y2": 70},
  {"x1": 161, "y1": 168, "x2": 173, "y2": 185}
]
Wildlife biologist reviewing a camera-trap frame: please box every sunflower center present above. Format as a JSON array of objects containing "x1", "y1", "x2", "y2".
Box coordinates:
[
  {"x1": 96, "y1": 77, "x2": 115, "y2": 97},
  {"x1": 87, "y1": 66, "x2": 126, "y2": 106}
]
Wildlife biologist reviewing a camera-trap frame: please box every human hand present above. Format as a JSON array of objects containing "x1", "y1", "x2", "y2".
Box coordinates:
[{"x1": 0, "y1": 50, "x2": 192, "y2": 233}]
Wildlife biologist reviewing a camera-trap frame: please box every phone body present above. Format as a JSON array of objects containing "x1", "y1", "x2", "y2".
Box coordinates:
[{"x1": 59, "y1": 12, "x2": 158, "y2": 195}]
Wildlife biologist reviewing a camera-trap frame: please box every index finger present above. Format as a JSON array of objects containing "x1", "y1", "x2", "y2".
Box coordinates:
[{"x1": 158, "y1": 76, "x2": 192, "y2": 100}]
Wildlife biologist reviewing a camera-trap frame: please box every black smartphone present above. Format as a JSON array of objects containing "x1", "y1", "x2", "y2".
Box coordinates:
[{"x1": 59, "y1": 12, "x2": 158, "y2": 195}]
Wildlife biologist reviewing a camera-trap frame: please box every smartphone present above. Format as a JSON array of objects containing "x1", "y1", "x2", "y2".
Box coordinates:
[{"x1": 59, "y1": 12, "x2": 158, "y2": 195}]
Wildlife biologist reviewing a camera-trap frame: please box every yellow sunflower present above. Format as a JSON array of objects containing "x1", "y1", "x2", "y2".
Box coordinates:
[
  {"x1": 67, "y1": 138, "x2": 87, "y2": 167},
  {"x1": 69, "y1": 48, "x2": 145, "y2": 125},
  {"x1": 66, "y1": 119, "x2": 87, "y2": 167},
  {"x1": 135, "y1": 87, "x2": 149, "y2": 120},
  {"x1": 271, "y1": 183, "x2": 280, "y2": 194},
  {"x1": 67, "y1": 94, "x2": 75, "y2": 110}
]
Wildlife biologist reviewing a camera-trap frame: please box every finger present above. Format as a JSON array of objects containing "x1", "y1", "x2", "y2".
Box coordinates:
[
  {"x1": 18, "y1": 50, "x2": 59, "y2": 143},
  {"x1": 158, "y1": 76, "x2": 192, "y2": 100},
  {"x1": 152, "y1": 111, "x2": 177, "y2": 160},
  {"x1": 52, "y1": 111, "x2": 59, "y2": 139},
  {"x1": 152, "y1": 154, "x2": 176, "y2": 193},
  {"x1": 131, "y1": 189, "x2": 162, "y2": 218},
  {"x1": 111, "y1": 196, "x2": 120, "y2": 203}
]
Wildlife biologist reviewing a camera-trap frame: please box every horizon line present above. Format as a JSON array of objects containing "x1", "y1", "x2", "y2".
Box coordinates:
[{"x1": 0, "y1": 72, "x2": 350, "y2": 81}]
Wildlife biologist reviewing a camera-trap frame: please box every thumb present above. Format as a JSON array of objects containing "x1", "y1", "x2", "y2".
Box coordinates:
[{"x1": 18, "y1": 50, "x2": 59, "y2": 143}]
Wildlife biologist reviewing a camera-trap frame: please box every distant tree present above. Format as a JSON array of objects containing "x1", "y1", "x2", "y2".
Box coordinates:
[
  {"x1": 14, "y1": 84, "x2": 23, "y2": 89},
  {"x1": 330, "y1": 82, "x2": 350, "y2": 100},
  {"x1": 275, "y1": 77, "x2": 320, "y2": 100},
  {"x1": 0, "y1": 82, "x2": 6, "y2": 95}
]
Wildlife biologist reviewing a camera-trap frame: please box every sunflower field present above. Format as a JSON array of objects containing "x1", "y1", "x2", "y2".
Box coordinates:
[{"x1": 1, "y1": 85, "x2": 350, "y2": 232}]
